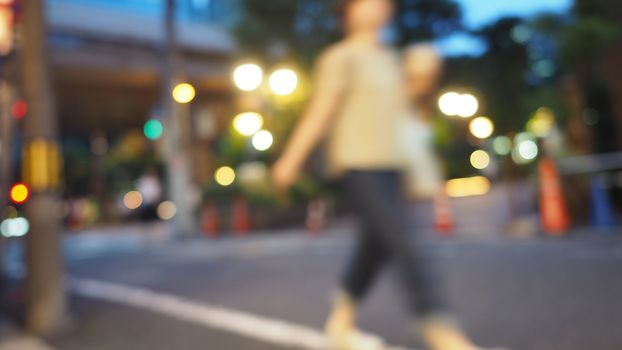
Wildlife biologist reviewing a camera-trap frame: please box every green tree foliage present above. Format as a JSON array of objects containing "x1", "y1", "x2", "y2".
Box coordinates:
[
  {"x1": 446, "y1": 17, "x2": 531, "y2": 133},
  {"x1": 560, "y1": 0, "x2": 622, "y2": 68},
  {"x1": 232, "y1": 0, "x2": 340, "y2": 63},
  {"x1": 394, "y1": 0, "x2": 462, "y2": 44},
  {"x1": 233, "y1": 0, "x2": 463, "y2": 61}
]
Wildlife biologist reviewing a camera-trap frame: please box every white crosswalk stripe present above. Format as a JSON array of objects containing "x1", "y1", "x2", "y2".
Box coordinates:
[{"x1": 71, "y1": 277, "x2": 414, "y2": 350}]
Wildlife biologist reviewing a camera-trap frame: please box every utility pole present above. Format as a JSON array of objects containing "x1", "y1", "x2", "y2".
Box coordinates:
[
  {"x1": 0, "y1": 81, "x2": 13, "y2": 303},
  {"x1": 162, "y1": 0, "x2": 196, "y2": 237},
  {"x1": 20, "y1": 0, "x2": 66, "y2": 334},
  {"x1": 0, "y1": 0, "x2": 18, "y2": 307}
]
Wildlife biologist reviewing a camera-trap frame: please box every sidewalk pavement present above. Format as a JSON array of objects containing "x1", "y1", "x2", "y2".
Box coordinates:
[
  {"x1": 0, "y1": 336, "x2": 54, "y2": 350},
  {"x1": 0, "y1": 320, "x2": 54, "y2": 350}
]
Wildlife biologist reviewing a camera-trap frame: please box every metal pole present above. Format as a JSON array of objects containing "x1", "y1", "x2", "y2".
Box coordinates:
[
  {"x1": 0, "y1": 79, "x2": 13, "y2": 302},
  {"x1": 20, "y1": 0, "x2": 66, "y2": 334},
  {"x1": 162, "y1": 0, "x2": 196, "y2": 238}
]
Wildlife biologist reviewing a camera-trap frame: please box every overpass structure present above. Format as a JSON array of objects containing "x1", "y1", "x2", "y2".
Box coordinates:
[{"x1": 46, "y1": 0, "x2": 236, "y2": 134}]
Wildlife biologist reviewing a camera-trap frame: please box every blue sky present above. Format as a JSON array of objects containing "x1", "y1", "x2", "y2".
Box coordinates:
[
  {"x1": 438, "y1": 0, "x2": 573, "y2": 56},
  {"x1": 459, "y1": 0, "x2": 573, "y2": 28}
]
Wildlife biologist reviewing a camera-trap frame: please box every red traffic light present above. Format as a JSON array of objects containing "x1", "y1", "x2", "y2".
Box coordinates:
[
  {"x1": 11, "y1": 100, "x2": 27, "y2": 120},
  {"x1": 9, "y1": 182, "x2": 30, "y2": 204}
]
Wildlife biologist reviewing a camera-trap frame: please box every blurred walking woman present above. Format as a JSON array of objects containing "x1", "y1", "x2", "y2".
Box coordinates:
[{"x1": 273, "y1": 1, "x2": 495, "y2": 349}]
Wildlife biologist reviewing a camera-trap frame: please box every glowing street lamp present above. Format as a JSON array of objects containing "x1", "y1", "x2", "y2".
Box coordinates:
[
  {"x1": 458, "y1": 94, "x2": 479, "y2": 118},
  {"x1": 469, "y1": 117, "x2": 495, "y2": 139},
  {"x1": 233, "y1": 63, "x2": 264, "y2": 92},
  {"x1": 438, "y1": 91, "x2": 479, "y2": 118},
  {"x1": 269, "y1": 68, "x2": 298, "y2": 96},
  {"x1": 172, "y1": 83, "x2": 196, "y2": 104},
  {"x1": 215, "y1": 166, "x2": 236, "y2": 186},
  {"x1": 233, "y1": 112, "x2": 264, "y2": 136},
  {"x1": 438, "y1": 92, "x2": 461, "y2": 116},
  {"x1": 470, "y1": 150, "x2": 491, "y2": 170},
  {"x1": 252, "y1": 130, "x2": 274, "y2": 151}
]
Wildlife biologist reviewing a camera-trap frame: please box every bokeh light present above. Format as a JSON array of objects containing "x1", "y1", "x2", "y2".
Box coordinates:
[
  {"x1": 238, "y1": 162, "x2": 269, "y2": 185},
  {"x1": 446, "y1": 176, "x2": 492, "y2": 198},
  {"x1": 470, "y1": 150, "x2": 491, "y2": 170},
  {"x1": 469, "y1": 117, "x2": 495, "y2": 139},
  {"x1": 457, "y1": 94, "x2": 479, "y2": 118},
  {"x1": 493, "y1": 136, "x2": 512, "y2": 156},
  {"x1": 233, "y1": 112, "x2": 264, "y2": 136},
  {"x1": 438, "y1": 92, "x2": 461, "y2": 116},
  {"x1": 527, "y1": 107, "x2": 556, "y2": 137},
  {"x1": 10, "y1": 183, "x2": 30, "y2": 204},
  {"x1": 252, "y1": 130, "x2": 274, "y2": 151},
  {"x1": 11, "y1": 100, "x2": 28, "y2": 120},
  {"x1": 144, "y1": 119, "x2": 164, "y2": 141},
  {"x1": 172, "y1": 83, "x2": 196, "y2": 104},
  {"x1": 438, "y1": 92, "x2": 479, "y2": 118},
  {"x1": 269, "y1": 68, "x2": 298, "y2": 96},
  {"x1": 215, "y1": 166, "x2": 236, "y2": 186},
  {"x1": 157, "y1": 201, "x2": 177, "y2": 221},
  {"x1": 518, "y1": 140, "x2": 539, "y2": 161},
  {"x1": 512, "y1": 133, "x2": 539, "y2": 164},
  {"x1": 0, "y1": 217, "x2": 30, "y2": 238},
  {"x1": 233, "y1": 63, "x2": 263, "y2": 91},
  {"x1": 123, "y1": 191, "x2": 143, "y2": 210}
]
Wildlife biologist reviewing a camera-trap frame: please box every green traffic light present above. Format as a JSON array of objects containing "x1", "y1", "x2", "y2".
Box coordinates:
[{"x1": 144, "y1": 119, "x2": 164, "y2": 140}]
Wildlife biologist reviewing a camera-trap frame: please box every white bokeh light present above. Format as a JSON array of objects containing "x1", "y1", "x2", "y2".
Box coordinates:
[
  {"x1": 233, "y1": 112, "x2": 264, "y2": 136},
  {"x1": 233, "y1": 63, "x2": 264, "y2": 92},
  {"x1": 469, "y1": 117, "x2": 495, "y2": 139},
  {"x1": 458, "y1": 94, "x2": 479, "y2": 118},
  {"x1": 269, "y1": 69, "x2": 298, "y2": 96},
  {"x1": 439, "y1": 92, "x2": 479, "y2": 118},
  {"x1": 438, "y1": 92, "x2": 461, "y2": 116},
  {"x1": 518, "y1": 140, "x2": 539, "y2": 160},
  {"x1": 470, "y1": 150, "x2": 491, "y2": 170},
  {"x1": 252, "y1": 130, "x2": 274, "y2": 151}
]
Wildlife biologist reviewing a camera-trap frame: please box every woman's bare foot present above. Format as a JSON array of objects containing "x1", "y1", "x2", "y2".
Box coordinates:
[
  {"x1": 324, "y1": 292, "x2": 385, "y2": 350},
  {"x1": 325, "y1": 292, "x2": 356, "y2": 335},
  {"x1": 419, "y1": 317, "x2": 485, "y2": 350}
]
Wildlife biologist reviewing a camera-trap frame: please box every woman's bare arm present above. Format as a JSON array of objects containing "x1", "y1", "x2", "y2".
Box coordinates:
[
  {"x1": 278, "y1": 88, "x2": 341, "y2": 171},
  {"x1": 272, "y1": 48, "x2": 347, "y2": 190}
]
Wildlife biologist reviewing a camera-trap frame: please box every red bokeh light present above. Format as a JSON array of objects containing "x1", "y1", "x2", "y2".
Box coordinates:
[{"x1": 11, "y1": 100, "x2": 27, "y2": 120}]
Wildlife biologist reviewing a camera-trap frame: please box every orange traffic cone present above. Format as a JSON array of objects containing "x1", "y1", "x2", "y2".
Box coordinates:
[
  {"x1": 231, "y1": 198, "x2": 251, "y2": 236},
  {"x1": 435, "y1": 192, "x2": 454, "y2": 235},
  {"x1": 538, "y1": 157, "x2": 570, "y2": 235},
  {"x1": 201, "y1": 202, "x2": 219, "y2": 238}
]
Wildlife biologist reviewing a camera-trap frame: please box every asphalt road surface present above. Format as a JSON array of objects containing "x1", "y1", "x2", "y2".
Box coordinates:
[{"x1": 42, "y1": 228, "x2": 622, "y2": 350}]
